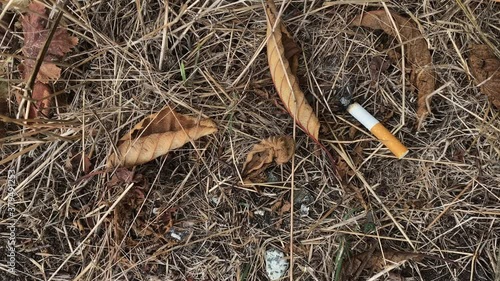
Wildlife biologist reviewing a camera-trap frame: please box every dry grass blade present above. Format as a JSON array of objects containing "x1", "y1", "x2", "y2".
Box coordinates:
[
  {"x1": 351, "y1": 9, "x2": 435, "y2": 127},
  {"x1": 107, "y1": 106, "x2": 217, "y2": 168},
  {"x1": 265, "y1": 0, "x2": 320, "y2": 141},
  {"x1": 468, "y1": 44, "x2": 500, "y2": 108},
  {"x1": 0, "y1": 66, "x2": 8, "y2": 136}
]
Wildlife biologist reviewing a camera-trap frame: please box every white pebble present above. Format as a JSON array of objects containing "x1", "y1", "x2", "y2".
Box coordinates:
[{"x1": 265, "y1": 248, "x2": 288, "y2": 280}]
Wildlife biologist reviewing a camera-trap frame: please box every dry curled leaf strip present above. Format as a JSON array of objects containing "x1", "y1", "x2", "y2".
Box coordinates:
[
  {"x1": 468, "y1": 44, "x2": 500, "y2": 108},
  {"x1": 352, "y1": 10, "x2": 435, "y2": 126},
  {"x1": 342, "y1": 248, "x2": 424, "y2": 280},
  {"x1": 265, "y1": 0, "x2": 320, "y2": 141},
  {"x1": 107, "y1": 106, "x2": 217, "y2": 168},
  {"x1": 242, "y1": 135, "x2": 295, "y2": 183}
]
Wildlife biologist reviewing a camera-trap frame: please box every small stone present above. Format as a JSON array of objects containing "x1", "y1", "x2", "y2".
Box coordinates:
[
  {"x1": 265, "y1": 248, "x2": 288, "y2": 280},
  {"x1": 293, "y1": 189, "x2": 313, "y2": 205},
  {"x1": 299, "y1": 204, "x2": 310, "y2": 217},
  {"x1": 211, "y1": 196, "x2": 220, "y2": 205},
  {"x1": 254, "y1": 209, "x2": 265, "y2": 216}
]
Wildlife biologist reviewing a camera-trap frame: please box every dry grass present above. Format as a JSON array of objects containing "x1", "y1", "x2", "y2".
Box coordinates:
[{"x1": 1, "y1": 0, "x2": 500, "y2": 280}]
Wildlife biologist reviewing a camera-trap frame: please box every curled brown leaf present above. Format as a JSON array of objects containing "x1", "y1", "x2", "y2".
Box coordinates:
[
  {"x1": 265, "y1": 0, "x2": 320, "y2": 141},
  {"x1": 107, "y1": 106, "x2": 218, "y2": 168},
  {"x1": 351, "y1": 10, "x2": 435, "y2": 127},
  {"x1": 242, "y1": 135, "x2": 295, "y2": 183},
  {"x1": 468, "y1": 44, "x2": 500, "y2": 108}
]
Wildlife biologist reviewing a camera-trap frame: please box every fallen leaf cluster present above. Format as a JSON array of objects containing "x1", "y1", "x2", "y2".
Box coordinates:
[{"x1": 351, "y1": 10, "x2": 436, "y2": 127}]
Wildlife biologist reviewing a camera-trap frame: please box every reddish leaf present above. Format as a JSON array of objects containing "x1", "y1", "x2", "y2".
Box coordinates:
[
  {"x1": 20, "y1": 2, "x2": 78, "y2": 82},
  {"x1": 17, "y1": 2, "x2": 77, "y2": 118},
  {"x1": 19, "y1": 60, "x2": 61, "y2": 84},
  {"x1": 16, "y1": 81, "x2": 51, "y2": 118}
]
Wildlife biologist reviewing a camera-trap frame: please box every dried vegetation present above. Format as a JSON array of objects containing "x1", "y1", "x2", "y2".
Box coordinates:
[{"x1": 1, "y1": 0, "x2": 499, "y2": 280}]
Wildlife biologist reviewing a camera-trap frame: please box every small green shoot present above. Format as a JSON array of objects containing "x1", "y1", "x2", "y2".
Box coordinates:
[
  {"x1": 180, "y1": 61, "x2": 187, "y2": 82},
  {"x1": 240, "y1": 263, "x2": 250, "y2": 281},
  {"x1": 334, "y1": 238, "x2": 346, "y2": 281}
]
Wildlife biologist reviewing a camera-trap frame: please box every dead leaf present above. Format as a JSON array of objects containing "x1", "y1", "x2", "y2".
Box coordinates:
[
  {"x1": 280, "y1": 201, "x2": 291, "y2": 214},
  {"x1": 352, "y1": 10, "x2": 436, "y2": 126},
  {"x1": 152, "y1": 207, "x2": 178, "y2": 234},
  {"x1": 265, "y1": 0, "x2": 320, "y2": 141},
  {"x1": 468, "y1": 44, "x2": 500, "y2": 108},
  {"x1": 342, "y1": 248, "x2": 424, "y2": 280},
  {"x1": 336, "y1": 158, "x2": 355, "y2": 178},
  {"x1": 19, "y1": 2, "x2": 78, "y2": 82},
  {"x1": 345, "y1": 183, "x2": 368, "y2": 211},
  {"x1": 242, "y1": 135, "x2": 295, "y2": 183},
  {"x1": 19, "y1": 61, "x2": 62, "y2": 84},
  {"x1": 271, "y1": 200, "x2": 283, "y2": 212},
  {"x1": 107, "y1": 106, "x2": 218, "y2": 168},
  {"x1": 111, "y1": 177, "x2": 149, "y2": 241}
]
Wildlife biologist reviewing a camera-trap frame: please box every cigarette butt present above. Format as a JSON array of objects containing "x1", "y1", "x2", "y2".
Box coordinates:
[
  {"x1": 347, "y1": 102, "x2": 409, "y2": 159},
  {"x1": 370, "y1": 123, "x2": 409, "y2": 159}
]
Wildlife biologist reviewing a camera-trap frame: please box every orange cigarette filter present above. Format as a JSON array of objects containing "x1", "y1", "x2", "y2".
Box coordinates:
[{"x1": 347, "y1": 103, "x2": 408, "y2": 159}]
